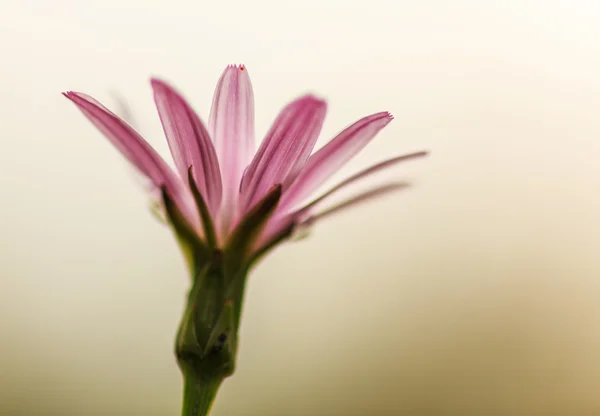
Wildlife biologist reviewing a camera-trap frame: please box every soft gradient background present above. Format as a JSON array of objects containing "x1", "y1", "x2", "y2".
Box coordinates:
[{"x1": 2, "y1": 1, "x2": 600, "y2": 415}]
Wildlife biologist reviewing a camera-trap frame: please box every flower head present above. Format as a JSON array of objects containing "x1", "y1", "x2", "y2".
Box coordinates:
[
  {"x1": 64, "y1": 64, "x2": 428, "y2": 415},
  {"x1": 64, "y1": 65, "x2": 427, "y2": 265}
]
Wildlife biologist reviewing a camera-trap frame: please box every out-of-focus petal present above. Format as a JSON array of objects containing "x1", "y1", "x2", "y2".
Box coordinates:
[
  {"x1": 240, "y1": 95, "x2": 326, "y2": 211},
  {"x1": 63, "y1": 91, "x2": 198, "y2": 228},
  {"x1": 251, "y1": 214, "x2": 297, "y2": 262},
  {"x1": 302, "y1": 182, "x2": 410, "y2": 225},
  {"x1": 257, "y1": 181, "x2": 410, "y2": 256},
  {"x1": 208, "y1": 64, "x2": 255, "y2": 231},
  {"x1": 295, "y1": 151, "x2": 428, "y2": 215},
  {"x1": 151, "y1": 79, "x2": 223, "y2": 215},
  {"x1": 279, "y1": 112, "x2": 393, "y2": 212}
]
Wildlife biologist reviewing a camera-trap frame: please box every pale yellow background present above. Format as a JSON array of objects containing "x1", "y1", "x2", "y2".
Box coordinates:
[{"x1": 1, "y1": 1, "x2": 600, "y2": 415}]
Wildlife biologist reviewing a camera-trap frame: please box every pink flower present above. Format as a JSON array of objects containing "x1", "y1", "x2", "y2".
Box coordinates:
[{"x1": 64, "y1": 64, "x2": 427, "y2": 259}]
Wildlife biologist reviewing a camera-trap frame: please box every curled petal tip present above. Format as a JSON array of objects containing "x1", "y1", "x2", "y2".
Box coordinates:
[
  {"x1": 226, "y1": 63, "x2": 247, "y2": 71},
  {"x1": 374, "y1": 111, "x2": 393, "y2": 123},
  {"x1": 62, "y1": 91, "x2": 95, "y2": 104}
]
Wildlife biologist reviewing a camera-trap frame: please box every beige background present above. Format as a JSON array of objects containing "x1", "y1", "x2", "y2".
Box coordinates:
[{"x1": 2, "y1": 0, "x2": 600, "y2": 415}]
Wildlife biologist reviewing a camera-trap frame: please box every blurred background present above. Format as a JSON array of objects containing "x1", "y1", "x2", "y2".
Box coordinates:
[{"x1": 2, "y1": 0, "x2": 600, "y2": 415}]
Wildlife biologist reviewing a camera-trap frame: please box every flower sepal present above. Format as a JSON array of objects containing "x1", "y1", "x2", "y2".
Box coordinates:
[{"x1": 161, "y1": 186, "x2": 211, "y2": 275}]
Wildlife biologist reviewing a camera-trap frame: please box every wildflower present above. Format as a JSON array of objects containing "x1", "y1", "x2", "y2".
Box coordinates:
[{"x1": 64, "y1": 64, "x2": 427, "y2": 416}]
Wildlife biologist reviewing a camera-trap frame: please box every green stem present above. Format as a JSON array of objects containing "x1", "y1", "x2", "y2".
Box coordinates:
[{"x1": 181, "y1": 370, "x2": 223, "y2": 416}]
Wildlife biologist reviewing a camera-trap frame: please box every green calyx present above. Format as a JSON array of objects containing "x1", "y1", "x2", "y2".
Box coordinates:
[
  {"x1": 162, "y1": 177, "x2": 292, "y2": 416},
  {"x1": 175, "y1": 256, "x2": 240, "y2": 416},
  {"x1": 175, "y1": 255, "x2": 242, "y2": 400}
]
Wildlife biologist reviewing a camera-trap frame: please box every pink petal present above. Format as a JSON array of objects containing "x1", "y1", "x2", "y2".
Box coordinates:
[
  {"x1": 252, "y1": 213, "x2": 297, "y2": 258},
  {"x1": 278, "y1": 112, "x2": 393, "y2": 212},
  {"x1": 257, "y1": 181, "x2": 411, "y2": 251},
  {"x1": 240, "y1": 95, "x2": 327, "y2": 211},
  {"x1": 208, "y1": 65, "x2": 255, "y2": 230},
  {"x1": 295, "y1": 151, "x2": 428, "y2": 215},
  {"x1": 63, "y1": 91, "x2": 198, "y2": 228},
  {"x1": 151, "y1": 79, "x2": 223, "y2": 215},
  {"x1": 302, "y1": 182, "x2": 410, "y2": 225}
]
